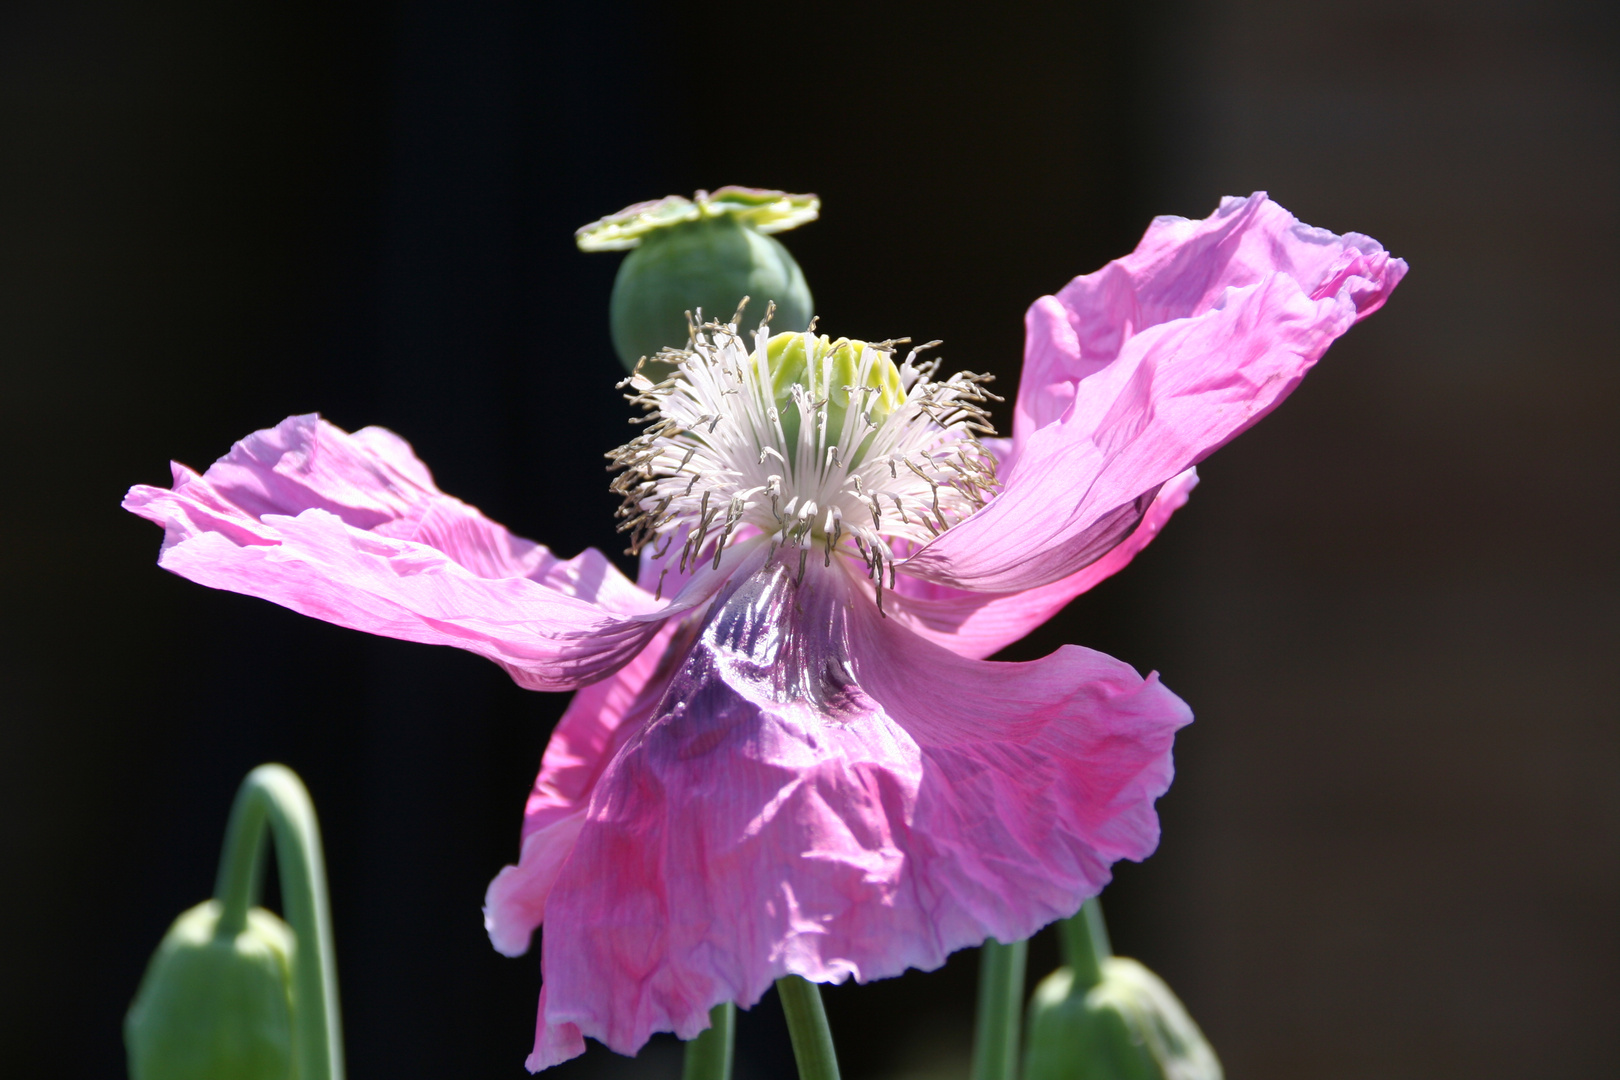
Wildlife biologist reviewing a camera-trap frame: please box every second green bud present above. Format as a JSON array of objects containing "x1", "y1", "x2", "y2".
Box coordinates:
[
  {"x1": 125, "y1": 901, "x2": 296, "y2": 1080},
  {"x1": 1024, "y1": 957, "x2": 1223, "y2": 1080}
]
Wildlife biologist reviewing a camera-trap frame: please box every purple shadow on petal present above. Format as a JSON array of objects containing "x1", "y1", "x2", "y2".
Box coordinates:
[{"x1": 527, "y1": 551, "x2": 1190, "y2": 1067}]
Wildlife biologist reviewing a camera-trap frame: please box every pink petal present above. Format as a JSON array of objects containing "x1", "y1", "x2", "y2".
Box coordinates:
[
  {"x1": 123, "y1": 414, "x2": 737, "y2": 691},
  {"x1": 486, "y1": 534, "x2": 751, "y2": 974},
  {"x1": 485, "y1": 530, "x2": 742, "y2": 961},
  {"x1": 528, "y1": 988, "x2": 584, "y2": 1072},
  {"x1": 1014, "y1": 192, "x2": 1403, "y2": 450},
  {"x1": 487, "y1": 814, "x2": 588, "y2": 961},
  {"x1": 484, "y1": 617, "x2": 692, "y2": 958},
  {"x1": 907, "y1": 193, "x2": 1405, "y2": 593},
  {"x1": 887, "y1": 469, "x2": 1199, "y2": 659},
  {"x1": 527, "y1": 553, "x2": 1189, "y2": 1066}
]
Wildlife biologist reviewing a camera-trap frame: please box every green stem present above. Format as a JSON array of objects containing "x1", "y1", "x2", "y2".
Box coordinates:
[
  {"x1": 682, "y1": 1002, "x2": 735, "y2": 1080},
  {"x1": 1059, "y1": 898, "x2": 1112, "y2": 989},
  {"x1": 214, "y1": 764, "x2": 345, "y2": 1080},
  {"x1": 970, "y1": 937, "x2": 1028, "y2": 1080},
  {"x1": 776, "y1": 975, "x2": 840, "y2": 1080}
]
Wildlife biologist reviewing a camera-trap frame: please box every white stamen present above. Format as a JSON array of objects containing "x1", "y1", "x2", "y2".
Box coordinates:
[{"x1": 608, "y1": 308, "x2": 1000, "y2": 590}]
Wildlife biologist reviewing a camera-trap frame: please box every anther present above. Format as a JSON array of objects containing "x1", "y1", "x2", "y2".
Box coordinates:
[{"x1": 606, "y1": 319, "x2": 1001, "y2": 585}]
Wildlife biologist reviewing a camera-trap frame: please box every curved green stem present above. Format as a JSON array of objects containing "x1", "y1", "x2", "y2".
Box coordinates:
[
  {"x1": 683, "y1": 1001, "x2": 735, "y2": 1080},
  {"x1": 214, "y1": 764, "x2": 345, "y2": 1080},
  {"x1": 1058, "y1": 898, "x2": 1112, "y2": 990},
  {"x1": 776, "y1": 975, "x2": 840, "y2": 1080},
  {"x1": 970, "y1": 937, "x2": 1028, "y2": 1080}
]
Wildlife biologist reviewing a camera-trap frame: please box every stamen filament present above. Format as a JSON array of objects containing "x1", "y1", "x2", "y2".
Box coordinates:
[{"x1": 606, "y1": 312, "x2": 1000, "y2": 597}]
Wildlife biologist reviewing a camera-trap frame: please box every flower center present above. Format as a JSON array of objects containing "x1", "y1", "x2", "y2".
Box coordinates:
[{"x1": 608, "y1": 312, "x2": 1000, "y2": 599}]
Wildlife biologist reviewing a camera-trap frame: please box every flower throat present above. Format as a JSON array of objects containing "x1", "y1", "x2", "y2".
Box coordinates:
[{"x1": 608, "y1": 309, "x2": 1001, "y2": 602}]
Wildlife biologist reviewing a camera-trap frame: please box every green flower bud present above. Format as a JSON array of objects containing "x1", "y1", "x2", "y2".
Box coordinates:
[
  {"x1": 576, "y1": 187, "x2": 818, "y2": 373},
  {"x1": 1023, "y1": 957, "x2": 1223, "y2": 1080},
  {"x1": 125, "y1": 901, "x2": 296, "y2": 1080}
]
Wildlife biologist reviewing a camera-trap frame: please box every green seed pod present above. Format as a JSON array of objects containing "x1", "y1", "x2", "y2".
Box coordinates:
[
  {"x1": 762, "y1": 331, "x2": 907, "y2": 463},
  {"x1": 1023, "y1": 957, "x2": 1223, "y2": 1080},
  {"x1": 125, "y1": 901, "x2": 296, "y2": 1080},
  {"x1": 577, "y1": 187, "x2": 817, "y2": 373}
]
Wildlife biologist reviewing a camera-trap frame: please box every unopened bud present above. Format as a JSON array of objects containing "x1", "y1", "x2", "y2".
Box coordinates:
[
  {"x1": 577, "y1": 187, "x2": 817, "y2": 372},
  {"x1": 1023, "y1": 957, "x2": 1222, "y2": 1080},
  {"x1": 125, "y1": 901, "x2": 295, "y2": 1080}
]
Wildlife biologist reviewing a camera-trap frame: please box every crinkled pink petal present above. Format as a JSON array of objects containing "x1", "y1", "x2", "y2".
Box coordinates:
[
  {"x1": 887, "y1": 469, "x2": 1198, "y2": 659},
  {"x1": 905, "y1": 193, "x2": 1406, "y2": 593},
  {"x1": 528, "y1": 988, "x2": 584, "y2": 1072},
  {"x1": 526, "y1": 552, "x2": 1189, "y2": 1067},
  {"x1": 485, "y1": 534, "x2": 736, "y2": 959},
  {"x1": 123, "y1": 414, "x2": 738, "y2": 690},
  {"x1": 1012, "y1": 192, "x2": 1404, "y2": 450},
  {"x1": 487, "y1": 814, "x2": 589, "y2": 961},
  {"x1": 484, "y1": 616, "x2": 691, "y2": 958}
]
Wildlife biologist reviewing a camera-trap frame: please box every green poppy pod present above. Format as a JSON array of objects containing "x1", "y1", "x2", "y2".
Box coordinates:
[{"x1": 577, "y1": 187, "x2": 817, "y2": 374}]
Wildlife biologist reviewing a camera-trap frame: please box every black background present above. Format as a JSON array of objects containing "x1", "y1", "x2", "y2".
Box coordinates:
[{"x1": 2, "y1": 1, "x2": 1615, "y2": 1077}]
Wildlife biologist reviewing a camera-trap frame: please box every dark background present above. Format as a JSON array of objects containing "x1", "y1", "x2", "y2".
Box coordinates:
[{"x1": 2, "y1": 1, "x2": 1615, "y2": 1077}]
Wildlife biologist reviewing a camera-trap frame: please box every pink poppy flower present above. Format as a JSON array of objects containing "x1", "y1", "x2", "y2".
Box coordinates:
[{"x1": 124, "y1": 192, "x2": 1404, "y2": 1071}]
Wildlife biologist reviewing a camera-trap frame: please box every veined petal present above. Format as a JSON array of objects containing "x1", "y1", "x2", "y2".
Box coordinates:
[
  {"x1": 1013, "y1": 192, "x2": 1404, "y2": 449},
  {"x1": 905, "y1": 193, "x2": 1405, "y2": 593},
  {"x1": 887, "y1": 469, "x2": 1198, "y2": 659},
  {"x1": 527, "y1": 553, "x2": 1189, "y2": 1067},
  {"x1": 123, "y1": 414, "x2": 736, "y2": 690},
  {"x1": 484, "y1": 616, "x2": 693, "y2": 958},
  {"x1": 529, "y1": 988, "x2": 585, "y2": 1071}
]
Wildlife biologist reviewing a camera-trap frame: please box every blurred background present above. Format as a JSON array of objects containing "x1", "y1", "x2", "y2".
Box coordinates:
[{"x1": 2, "y1": 0, "x2": 1615, "y2": 1077}]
